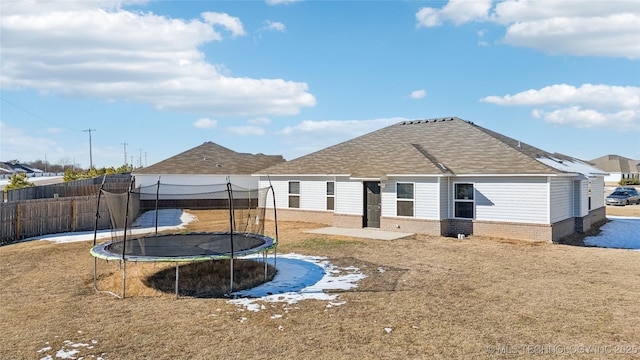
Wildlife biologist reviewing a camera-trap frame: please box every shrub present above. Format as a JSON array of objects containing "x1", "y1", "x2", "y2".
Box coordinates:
[
  {"x1": 619, "y1": 178, "x2": 640, "y2": 186},
  {"x1": 5, "y1": 173, "x2": 35, "y2": 190}
]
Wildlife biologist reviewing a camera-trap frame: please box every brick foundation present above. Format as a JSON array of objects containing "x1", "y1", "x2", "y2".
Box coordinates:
[
  {"x1": 380, "y1": 217, "x2": 441, "y2": 236},
  {"x1": 268, "y1": 208, "x2": 334, "y2": 225},
  {"x1": 266, "y1": 208, "x2": 608, "y2": 243},
  {"x1": 551, "y1": 217, "x2": 575, "y2": 242},
  {"x1": 333, "y1": 213, "x2": 363, "y2": 228}
]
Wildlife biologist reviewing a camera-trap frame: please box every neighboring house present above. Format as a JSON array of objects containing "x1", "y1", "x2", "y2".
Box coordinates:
[
  {"x1": 0, "y1": 163, "x2": 14, "y2": 175},
  {"x1": 589, "y1": 155, "x2": 639, "y2": 184},
  {"x1": 257, "y1": 117, "x2": 607, "y2": 243},
  {"x1": 0, "y1": 162, "x2": 44, "y2": 175},
  {"x1": 133, "y1": 142, "x2": 284, "y2": 207}
]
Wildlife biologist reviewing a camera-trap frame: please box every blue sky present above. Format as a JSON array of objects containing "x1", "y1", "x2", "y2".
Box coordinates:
[{"x1": 1, "y1": 0, "x2": 639, "y2": 169}]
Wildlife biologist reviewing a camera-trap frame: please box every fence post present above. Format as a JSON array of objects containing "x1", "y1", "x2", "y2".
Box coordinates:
[
  {"x1": 16, "y1": 203, "x2": 22, "y2": 239},
  {"x1": 72, "y1": 198, "x2": 77, "y2": 232}
]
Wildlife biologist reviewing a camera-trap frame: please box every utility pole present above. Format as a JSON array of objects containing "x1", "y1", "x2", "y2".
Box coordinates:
[
  {"x1": 83, "y1": 129, "x2": 96, "y2": 169},
  {"x1": 121, "y1": 142, "x2": 128, "y2": 166},
  {"x1": 139, "y1": 148, "x2": 143, "y2": 168}
]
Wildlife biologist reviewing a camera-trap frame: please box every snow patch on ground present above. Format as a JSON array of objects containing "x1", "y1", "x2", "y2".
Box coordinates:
[
  {"x1": 27, "y1": 209, "x2": 196, "y2": 244},
  {"x1": 37, "y1": 338, "x2": 106, "y2": 360},
  {"x1": 584, "y1": 216, "x2": 640, "y2": 250},
  {"x1": 228, "y1": 253, "x2": 367, "y2": 312}
]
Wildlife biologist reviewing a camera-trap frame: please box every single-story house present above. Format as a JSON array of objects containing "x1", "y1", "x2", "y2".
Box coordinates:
[
  {"x1": 589, "y1": 155, "x2": 639, "y2": 184},
  {"x1": 133, "y1": 141, "x2": 284, "y2": 208},
  {"x1": 0, "y1": 162, "x2": 44, "y2": 175},
  {"x1": 257, "y1": 117, "x2": 607, "y2": 242}
]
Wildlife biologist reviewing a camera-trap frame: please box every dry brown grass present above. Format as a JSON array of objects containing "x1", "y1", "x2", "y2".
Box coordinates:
[{"x1": 1, "y1": 206, "x2": 639, "y2": 359}]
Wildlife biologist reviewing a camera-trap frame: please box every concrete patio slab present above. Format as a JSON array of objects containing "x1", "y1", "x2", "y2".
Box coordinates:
[{"x1": 304, "y1": 227, "x2": 413, "y2": 240}]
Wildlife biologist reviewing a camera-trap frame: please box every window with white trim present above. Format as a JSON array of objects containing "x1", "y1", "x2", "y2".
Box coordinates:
[
  {"x1": 396, "y1": 183, "x2": 414, "y2": 217},
  {"x1": 326, "y1": 181, "x2": 335, "y2": 210},
  {"x1": 454, "y1": 183, "x2": 474, "y2": 218},
  {"x1": 288, "y1": 181, "x2": 300, "y2": 208}
]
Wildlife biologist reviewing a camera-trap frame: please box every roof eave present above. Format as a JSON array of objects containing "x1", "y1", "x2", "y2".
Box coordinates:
[{"x1": 254, "y1": 173, "x2": 352, "y2": 177}]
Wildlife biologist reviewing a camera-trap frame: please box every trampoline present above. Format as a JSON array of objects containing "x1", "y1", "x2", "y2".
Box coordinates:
[
  {"x1": 90, "y1": 232, "x2": 276, "y2": 262},
  {"x1": 90, "y1": 176, "x2": 279, "y2": 299}
]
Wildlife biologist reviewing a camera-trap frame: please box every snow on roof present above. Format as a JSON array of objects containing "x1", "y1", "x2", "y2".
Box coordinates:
[{"x1": 537, "y1": 156, "x2": 608, "y2": 177}]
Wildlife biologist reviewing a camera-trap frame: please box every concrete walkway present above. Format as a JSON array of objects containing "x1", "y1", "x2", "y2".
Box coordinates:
[{"x1": 304, "y1": 227, "x2": 413, "y2": 240}]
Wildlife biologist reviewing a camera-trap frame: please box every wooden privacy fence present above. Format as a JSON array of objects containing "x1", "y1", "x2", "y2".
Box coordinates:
[
  {"x1": 6, "y1": 179, "x2": 131, "y2": 202},
  {"x1": 0, "y1": 195, "x2": 112, "y2": 245}
]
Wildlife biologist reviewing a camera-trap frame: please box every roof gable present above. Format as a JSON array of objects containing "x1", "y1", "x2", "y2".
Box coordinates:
[
  {"x1": 260, "y1": 117, "x2": 602, "y2": 177},
  {"x1": 134, "y1": 142, "x2": 285, "y2": 175}
]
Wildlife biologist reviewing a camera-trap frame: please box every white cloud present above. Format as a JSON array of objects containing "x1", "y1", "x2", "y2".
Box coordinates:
[
  {"x1": 532, "y1": 107, "x2": 639, "y2": 130},
  {"x1": 249, "y1": 117, "x2": 271, "y2": 125},
  {"x1": 0, "y1": 2, "x2": 316, "y2": 116},
  {"x1": 417, "y1": 0, "x2": 492, "y2": 28},
  {"x1": 265, "y1": 20, "x2": 286, "y2": 32},
  {"x1": 477, "y1": 29, "x2": 489, "y2": 46},
  {"x1": 409, "y1": 89, "x2": 426, "y2": 99},
  {"x1": 193, "y1": 118, "x2": 218, "y2": 129},
  {"x1": 226, "y1": 125, "x2": 265, "y2": 136},
  {"x1": 482, "y1": 84, "x2": 640, "y2": 130},
  {"x1": 202, "y1": 12, "x2": 246, "y2": 38},
  {"x1": 279, "y1": 118, "x2": 402, "y2": 136},
  {"x1": 416, "y1": 0, "x2": 640, "y2": 59},
  {"x1": 277, "y1": 118, "x2": 406, "y2": 158},
  {"x1": 482, "y1": 84, "x2": 640, "y2": 109},
  {"x1": 0, "y1": 122, "x2": 58, "y2": 162}
]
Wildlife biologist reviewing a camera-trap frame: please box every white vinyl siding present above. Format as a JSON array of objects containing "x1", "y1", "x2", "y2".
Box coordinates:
[
  {"x1": 335, "y1": 180, "x2": 362, "y2": 215},
  {"x1": 298, "y1": 179, "x2": 323, "y2": 210},
  {"x1": 549, "y1": 177, "x2": 573, "y2": 223},
  {"x1": 590, "y1": 176, "x2": 605, "y2": 209},
  {"x1": 455, "y1": 177, "x2": 549, "y2": 224},
  {"x1": 135, "y1": 174, "x2": 257, "y2": 200},
  {"x1": 261, "y1": 177, "x2": 360, "y2": 214},
  {"x1": 574, "y1": 179, "x2": 589, "y2": 217},
  {"x1": 260, "y1": 178, "x2": 289, "y2": 210},
  {"x1": 260, "y1": 177, "x2": 337, "y2": 211},
  {"x1": 439, "y1": 178, "x2": 448, "y2": 220},
  {"x1": 382, "y1": 178, "x2": 439, "y2": 219}
]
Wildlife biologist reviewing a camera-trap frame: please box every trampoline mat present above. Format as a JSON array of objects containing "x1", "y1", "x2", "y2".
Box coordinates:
[{"x1": 91, "y1": 232, "x2": 275, "y2": 261}]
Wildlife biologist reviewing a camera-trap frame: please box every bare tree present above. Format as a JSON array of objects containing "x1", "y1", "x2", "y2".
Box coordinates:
[{"x1": 59, "y1": 157, "x2": 72, "y2": 171}]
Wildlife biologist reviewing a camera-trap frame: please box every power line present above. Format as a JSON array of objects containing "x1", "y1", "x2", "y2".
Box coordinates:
[{"x1": 1, "y1": 97, "x2": 81, "y2": 131}]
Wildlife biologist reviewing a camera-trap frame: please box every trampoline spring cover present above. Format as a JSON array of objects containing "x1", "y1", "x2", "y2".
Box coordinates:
[{"x1": 90, "y1": 232, "x2": 276, "y2": 262}]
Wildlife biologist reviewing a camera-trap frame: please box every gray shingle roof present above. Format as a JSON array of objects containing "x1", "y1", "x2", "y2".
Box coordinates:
[
  {"x1": 589, "y1": 155, "x2": 640, "y2": 174},
  {"x1": 259, "y1": 117, "x2": 591, "y2": 177},
  {"x1": 134, "y1": 142, "x2": 285, "y2": 175}
]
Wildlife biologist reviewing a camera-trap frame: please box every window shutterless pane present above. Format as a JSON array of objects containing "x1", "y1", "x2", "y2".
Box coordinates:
[
  {"x1": 397, "y1": 183, "x2": 414, "y2": 199},
  {"x1": 455, "y1": 184, "x2": 474, "y2": 200},
  {"x1": 326, "y1": 196, "x2": 334, "y2": 210},
  {"x1": 327, "y1": 182, "x2": 335, "y2": 196},
  {"x1": 289, "y1": 195, "x2": 300, "y2": 208},
  {"x1": 397, "y1": 200, "x2": 413, "y2": 217},
  {"x1": 289, "y1": 182, "x2": 300, "y2": 194},
  {"x1": 455, "y1": 202, "x2": 473, "y2": 218}
]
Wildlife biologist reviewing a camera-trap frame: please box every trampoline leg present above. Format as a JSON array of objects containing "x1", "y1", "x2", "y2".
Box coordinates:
[
  {"x1": 175, "y1": 264, "x2": 180, "y2": 299},
  {"x1": 93, "y1": 257, "x2": 98, "y2": 292},
  {"x1": 122, "y1": 260, "x2": 127, "y2": 299},
  {"x1": 263, "y1": 252, "x2": 268, "y2": 281},
  {"x1": 229, "y1": 257, "x2": 234, "y2": 294}
]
